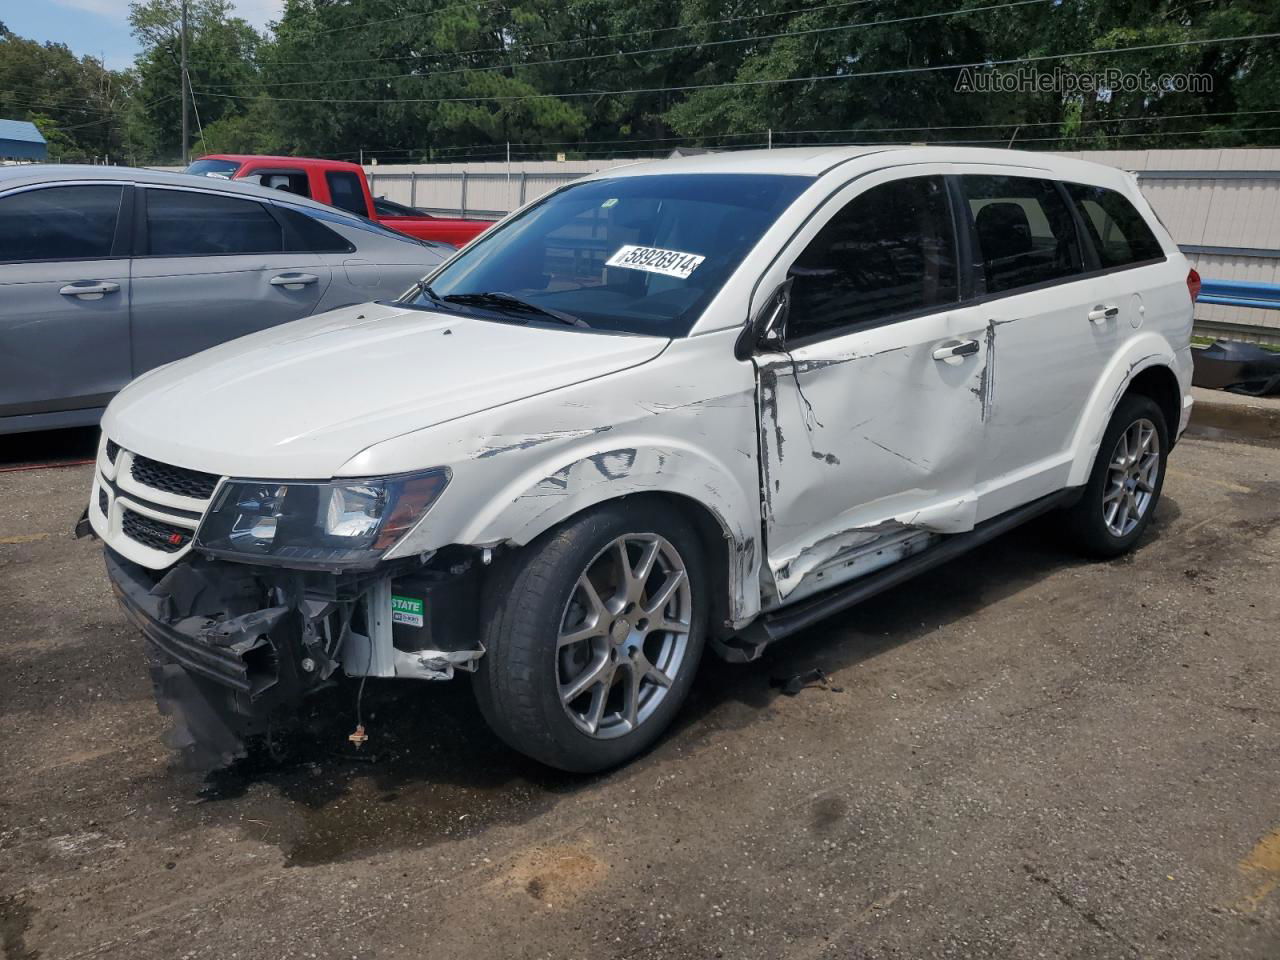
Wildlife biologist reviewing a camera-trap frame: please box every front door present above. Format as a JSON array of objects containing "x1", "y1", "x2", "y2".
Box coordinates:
[
  {"x1": 753, "y1": 171, "x2": 987, "y2": 605},
  {"x1": 0, "y1": 183, "x2": 133, "y2": 420}
]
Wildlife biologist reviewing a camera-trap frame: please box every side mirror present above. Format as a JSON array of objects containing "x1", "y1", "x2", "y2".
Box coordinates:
[{"x1": 735, "y1": 278, "x2": 792, "y2": 360}]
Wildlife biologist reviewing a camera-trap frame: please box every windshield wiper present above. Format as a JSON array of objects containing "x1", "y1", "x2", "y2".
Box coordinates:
[{"x1": 443, "y1": 291, "x2": 589, "y2": 328}]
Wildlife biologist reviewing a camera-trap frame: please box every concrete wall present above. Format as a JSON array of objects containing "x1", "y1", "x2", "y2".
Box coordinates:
[{"x1": 365, "y1": 148, "x2": 1280, "y2": 342}]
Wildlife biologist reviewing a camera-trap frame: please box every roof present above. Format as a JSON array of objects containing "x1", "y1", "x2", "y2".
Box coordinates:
[
  {"x1": 0, "y1": 164, "x2": 364, "y2": 218},
  {"x1": 0, "y1": 119, "x2": 47, "y2": 145},
  {"x1": 586, "y1": 145, "x2": 1136, "y2": 190},
  {"x1": 196, "y1": 154, "x2": 364, "y2": 172}
]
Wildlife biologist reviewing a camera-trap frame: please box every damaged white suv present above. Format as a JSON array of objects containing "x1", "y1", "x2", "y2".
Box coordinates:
[{"x1": 86, "y1": 147, "x2": 1195, "y2": 771}]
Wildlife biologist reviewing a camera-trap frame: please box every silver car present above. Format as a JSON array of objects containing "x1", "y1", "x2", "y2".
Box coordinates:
[{"x1": 0, "y1": 165, "x2": 452, "y2": 435}]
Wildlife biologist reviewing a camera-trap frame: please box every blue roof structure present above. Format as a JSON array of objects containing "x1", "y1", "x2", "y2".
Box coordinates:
[{"x1": 0, "y1": 119, "x2": 49, "y2": 160}]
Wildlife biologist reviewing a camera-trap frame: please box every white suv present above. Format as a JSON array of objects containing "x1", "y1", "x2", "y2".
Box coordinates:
[{"x1": 86, "y1": 147, "x2": 1195, "y2": 771}]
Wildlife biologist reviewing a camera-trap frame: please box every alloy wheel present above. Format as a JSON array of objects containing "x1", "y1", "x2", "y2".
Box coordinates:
[
  {"x1": 556, "y1": 533, "x2": 692, "y2": 739},
  {"x1": 1103, "y1": 417, "x2": 1161, "y2": 537}
]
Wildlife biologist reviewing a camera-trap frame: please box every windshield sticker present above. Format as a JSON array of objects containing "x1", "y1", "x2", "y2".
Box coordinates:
[{"x1": 606, "y1": 245, "x2": 706, "y2": 280}]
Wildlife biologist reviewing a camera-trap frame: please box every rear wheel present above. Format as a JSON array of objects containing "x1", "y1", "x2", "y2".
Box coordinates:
[
  {"x1": 473, "y1": 500, "x2": 708, "y2": 772},
  {"x1": 1061, "y1": 394, "x2": 1169, "y2": 557}
]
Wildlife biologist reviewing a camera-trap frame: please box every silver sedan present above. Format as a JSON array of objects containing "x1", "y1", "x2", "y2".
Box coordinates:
[{"x1": 0, "y1": 165, "x2": 453, "y2": 435}]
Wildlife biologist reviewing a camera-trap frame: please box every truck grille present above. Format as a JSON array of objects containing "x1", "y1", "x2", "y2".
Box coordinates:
[
  {"x1": 121, "y1": 509, "x2": 192, "y2": 553},
  {"x1": 131, "y1": 455, "x2": 220, "y2": 500}
]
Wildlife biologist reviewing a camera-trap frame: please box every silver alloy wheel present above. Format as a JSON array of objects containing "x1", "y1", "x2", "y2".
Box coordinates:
[
  {"x1": 1103, "y1": 417, "x2": 1161, "y2": 537},
  {"x1": 556, "y1": 533, "x2": 693, "y2": 739}
]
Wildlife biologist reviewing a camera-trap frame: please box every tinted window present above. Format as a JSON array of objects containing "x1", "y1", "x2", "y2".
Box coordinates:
[
  {"x1": 786, "y1": 176, "x2": 958, "y2": 341},
  {"x1": 0, "y1": 185, "x2": 123, "y2": 262},
  {"x1": 326, "y1": 172, "x2": 367, "y2": 216},
  {"x1": 146, "y1": 189, "x2": 284, "y2": 256},
  {"x1": 276, "y1": 206, "x2": 354, "y2": 253},
  {"x1": 1065, "y1": 183, "x2": 1164, "y2": 269},
  {"x1": 960, "y1": 175, "x2": 1082, "y2": 293},
  {"x1": 416, "y1": 174, "x2": 809, "y2": 337}
]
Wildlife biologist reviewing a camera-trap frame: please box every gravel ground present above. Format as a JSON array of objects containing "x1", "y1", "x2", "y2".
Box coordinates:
[{"x1": 1, "y1": 407, "x2": 1277, "y2": 960}]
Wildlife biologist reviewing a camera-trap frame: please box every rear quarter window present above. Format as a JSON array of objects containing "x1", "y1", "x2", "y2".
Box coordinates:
[
  {"x1": 326, "y1": 172, "x2": 368, "y2": 217},
  {"x1": 1064, "y1": 183, "x2": 1165, "y2": 269}
]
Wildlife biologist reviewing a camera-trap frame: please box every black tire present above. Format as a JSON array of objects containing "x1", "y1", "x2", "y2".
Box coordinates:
[
  {"x1": 1061, "y1": 393, "x2": 1169, "y2": 558},
  {"x1": 473, "y1": 499, "x2": 709, "y2": 772}
]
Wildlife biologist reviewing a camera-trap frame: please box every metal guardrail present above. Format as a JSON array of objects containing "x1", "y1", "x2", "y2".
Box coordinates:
[{"x1": 1198, "y1": 279, "x2": 1280, "y2": 310}]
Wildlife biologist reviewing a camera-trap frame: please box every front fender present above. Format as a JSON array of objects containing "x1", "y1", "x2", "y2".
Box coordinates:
[
  {"x1": 1066, "y1": 332, "x2": 1178, "y2": 488},
  {"x1": 363, "y1": 330, "x2": 765, "y2": 622}
]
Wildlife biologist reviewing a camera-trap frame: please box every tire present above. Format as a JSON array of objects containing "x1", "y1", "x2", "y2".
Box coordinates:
[
  {"x1": 473, "y1": 499, "x2": 709, "y2": 772},
  {"x1": 1061, "y1": 393, "x2": 1169, "y2": 558}
]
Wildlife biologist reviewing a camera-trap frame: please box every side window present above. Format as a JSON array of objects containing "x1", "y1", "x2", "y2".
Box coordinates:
[
  {"x1": 326, "y1": 172, "x2": 367, "y2": 216},
  {"x1": 1064, "y1": 183, "x2": 1165, "y2": 269},
  {"x1": 275, "y1": 206, "x2": 355, "y2": 253},
  {"x1": 786, "y1": 176, "x2": 958, "y2": 342},
  {"x1": 241, "y1": 170, "x2": 311, "y2": 198},
  {"x1": 146, "y1": 189, "x2": 284, "y2": 256},
  {"x1": 959, "y1": 175, "x2": 1082, "y2": 293},
  {"x1": 0, "y1": 185, "x2": 123, "y2": 262}
]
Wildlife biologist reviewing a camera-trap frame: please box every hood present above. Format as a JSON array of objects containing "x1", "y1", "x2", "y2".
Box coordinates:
[{"x1": 103, "y1": 302, "x2": 669, "y2": 478}]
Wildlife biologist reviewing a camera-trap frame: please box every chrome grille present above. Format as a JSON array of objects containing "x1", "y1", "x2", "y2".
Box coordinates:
[
  {"x1": 130, "y1": 455, "x2": 219, "y2": 500},
  {"x1": 121, "y1": 509, "x2": 191, "y2": 553}
]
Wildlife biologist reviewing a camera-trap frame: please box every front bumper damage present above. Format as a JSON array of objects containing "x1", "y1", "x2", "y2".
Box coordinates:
[{"x1": 104, "y1": 547, "x2": 485, "y2": 767}]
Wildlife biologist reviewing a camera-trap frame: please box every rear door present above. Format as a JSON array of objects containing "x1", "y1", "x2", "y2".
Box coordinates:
[
  {"x1": 0, "y1": 182, "x2": 132, "y2": 419},
  {"x1": 949, "y1": 172, "x2": 1121, "y2": 519},
  {"x1": 129, "y1": 185, "x2": 332, "y2": 373}
]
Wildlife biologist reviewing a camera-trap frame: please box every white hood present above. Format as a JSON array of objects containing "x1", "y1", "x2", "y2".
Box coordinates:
[{"x1": 102, "y1": 302, "x2": 669, "y2": 478}]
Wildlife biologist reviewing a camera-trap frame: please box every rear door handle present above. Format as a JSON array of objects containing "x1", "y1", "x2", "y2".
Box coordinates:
[
  {"x1": 932, "y1": 338, "x2": 980, "y2": 363},
  {"x1": 270, "y1": 272, "x2": 319, "y2": 289},
  {"x1": 59, "y1": 281, "x2": 120, "y2": 300},
  {"x1": 1088, "y1": 304, "x2": 1120, "y2": 324}
]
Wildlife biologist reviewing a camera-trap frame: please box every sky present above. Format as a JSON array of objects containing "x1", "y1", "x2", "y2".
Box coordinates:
[{"x1": 1, "y1": 0, "x2": 284, "y2": 69}]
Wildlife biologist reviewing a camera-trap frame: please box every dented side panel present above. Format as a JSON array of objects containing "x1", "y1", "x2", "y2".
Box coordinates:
[
  {"x1": 351, "y1": 329, "x2": 766, "y2": 624},
  {"x1": 754, "y1": 310, "x2": 987, "y2": 603}
]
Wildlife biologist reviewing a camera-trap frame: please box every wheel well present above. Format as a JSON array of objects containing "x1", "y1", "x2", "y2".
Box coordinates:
[
  {"x1": 502, "y1": 491, "x2": 737, "y2": 639},
  {"x1": 1125, "y1": 365, "x2": 1181, "y2": 440}
]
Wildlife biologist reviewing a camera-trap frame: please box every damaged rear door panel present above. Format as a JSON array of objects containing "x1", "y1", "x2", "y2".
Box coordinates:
[{"x1": 750, "y1": 169, "x2": 987, "y2": 605}]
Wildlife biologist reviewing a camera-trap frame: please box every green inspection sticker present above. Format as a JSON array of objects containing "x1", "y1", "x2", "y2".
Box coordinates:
[{"x1": 391, "y1": 595, "x2": 425, "y2": 628}]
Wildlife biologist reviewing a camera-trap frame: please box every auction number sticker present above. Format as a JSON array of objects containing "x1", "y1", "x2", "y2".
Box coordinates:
[
  {"x1": 606, "y1": 245, "x2": 705, "y2": 280},
  {"x1": 391, "y1": 595, "x2": 425, "y2": 628}
]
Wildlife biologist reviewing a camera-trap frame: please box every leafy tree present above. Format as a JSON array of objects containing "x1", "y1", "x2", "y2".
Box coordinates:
[{"x1": 128, "y1": 0, "x2": 262, "y2": 161}]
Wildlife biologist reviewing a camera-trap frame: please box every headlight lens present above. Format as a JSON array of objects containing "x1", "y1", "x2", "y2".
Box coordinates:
[{"x1": 194, "y1": 469, "x2": 450, "y2": 569}]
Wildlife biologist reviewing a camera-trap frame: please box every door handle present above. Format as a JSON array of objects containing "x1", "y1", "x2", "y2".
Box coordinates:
[
  {"x1": 59, "y1": 281, "x2": 120, "y2": 300},
  {"x1": 270, "y1": 272, "x2": 319, "y2": 290},
  {"x1": 932, "y1": 338, "x2": 980, "y2": 362},
  {"x1": 1088, "y1": 304, "x2": 1120, "y2": 324}
]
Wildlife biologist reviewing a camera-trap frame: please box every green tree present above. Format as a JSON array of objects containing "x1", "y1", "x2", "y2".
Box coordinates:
[{"x1": 128, "y1": 0, "x2": 262, "y2": 161}]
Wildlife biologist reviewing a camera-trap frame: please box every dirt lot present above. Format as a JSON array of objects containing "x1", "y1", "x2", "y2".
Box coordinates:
[{"x1": 2, "y1": 399, "x2": 1278, "y2": 960}]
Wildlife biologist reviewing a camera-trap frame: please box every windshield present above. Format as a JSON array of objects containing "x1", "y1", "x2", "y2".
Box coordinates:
[
  {"x1": 185, "y1": 158, "x2": 242, "y2": 179},
  {"x1": 407, "y1": 173, "x2": 810, "y2": 337}
]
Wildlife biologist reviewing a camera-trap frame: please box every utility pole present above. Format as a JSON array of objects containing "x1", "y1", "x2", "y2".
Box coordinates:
[{"x1": 180, "y1": 0, "x2": 189, "y2": 164}]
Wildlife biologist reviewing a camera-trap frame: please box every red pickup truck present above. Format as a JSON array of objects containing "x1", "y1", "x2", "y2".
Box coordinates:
[{"x1": 185, "y1": 155, "x2": 492, "y2": 247}]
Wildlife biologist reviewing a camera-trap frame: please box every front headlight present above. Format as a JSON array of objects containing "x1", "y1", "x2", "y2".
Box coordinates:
[{"x1": 194, "y1": 469, "x2": 450, "y2": 569}]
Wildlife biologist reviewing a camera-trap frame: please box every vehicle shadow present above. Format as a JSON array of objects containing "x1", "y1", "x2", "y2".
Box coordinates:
[
  {"x1": 187, "y1": 500, "x2": 1178, "y2": 866},
  {"x1": 0, "y1": 426, "x2": 98, "y2": 469}
]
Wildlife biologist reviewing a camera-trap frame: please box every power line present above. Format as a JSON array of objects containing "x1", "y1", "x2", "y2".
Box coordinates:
[
  {"x1": 194, "y1": 31, "x2": 1280, "y2": 105},
  {"x1": 270, "y1": 0, "x2": 887, "y2": 62},
  {"x1": 215, "y1": 0, "x2": 1047, "y2": 90}
]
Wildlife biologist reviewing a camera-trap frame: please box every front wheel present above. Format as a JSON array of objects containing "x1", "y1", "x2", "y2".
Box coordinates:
[
  {"x1": 473, "y1": 500, "x2": 708, "y2": 772},
  {"x1": 1061, "y1": 393, "x2": 1169, "y2": 558}
]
